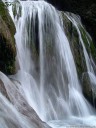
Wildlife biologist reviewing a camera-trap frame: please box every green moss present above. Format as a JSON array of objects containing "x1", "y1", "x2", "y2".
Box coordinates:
[
  {"x1": 61, "y1": 11, "x2": 96, "y2": 106},
  {"x1": 61, "y1": 12, "x2": 73, "y2": 40},
  {"x1": 0, "y1": 2, "x2": 16, "y2": 37},
  {"x1": 12, "y1": 0, "x2": 22, "y2": 19},
  {"x1": 90, "y1": 40, "x2": 96, "y2": 63},
  {"x1": 79, "y1": 26, "x2": 90, "y2": 50},
  {"x1": 0, "y1": 35, "x2": 16, "y2": 74},
  {"x1": 5, "y1": 61, "x2": 15, "y2": 74},
  {"x1": 72, "y1": 26, "x2": 87, "y2": 78},
  {"x1": 61, "y1": 12, "x2": 87, "y2": 80},
  {"x1": 80, "y1": 25, "x2": 96, "y2": 63},
  {"x1": 0, "y1": 1, "x2": 16, "y2": 74}
]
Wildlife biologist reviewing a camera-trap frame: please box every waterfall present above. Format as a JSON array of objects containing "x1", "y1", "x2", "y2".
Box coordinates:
[
  {"x1": 0, "y1": 0, "x2": 96, "y2": 128},
  {"x1": 65, "y1": 13, "x2": 94, "y2": 73},
  {"x1": 65, "y1": 13, "x2": 96, "y2": 104}
]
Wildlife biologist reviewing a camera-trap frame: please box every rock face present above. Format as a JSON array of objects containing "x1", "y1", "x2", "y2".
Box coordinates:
[
  {"x1": 0, "y1": 72, "x2": 51, "y2": 128},
  {"x1": 0, "y1": 1, "x2": 16, "y2": 75},
  {"x1": 61, "y1": 12, "x2": 96, "y2": 107},
  {"x1": 82, "y1": 73, "x2": 96, "y2": 107},
  {"x1": 61, "y1": 13, "x2": 87, "y2": 80},
  {"x1": 47, "y1": 0, "x2": 96, "y2": 46}
]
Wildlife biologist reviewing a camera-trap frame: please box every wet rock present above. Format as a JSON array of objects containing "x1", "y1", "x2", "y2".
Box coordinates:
[
  {"x1": 0, "y1": 71, "x2": 51, "y2": 128},
  {"x1": 47, "y1": 0, "x2": 96, "y2": 46},
  {"x1": 82, "y1": 73, "x2": 96, "y2": 107},
  {"x1": 61, "y1": 12, "x2": 87, "y2": 80},
  {"x1": 12, "y1": 0, "x2": 22, "y2": 19},
  {"x1": 0, "y1": 1, "x2": 16, "y2": 75},
  {"x1": 61, "y1": 12, "x2": 96, "y2": 107},
  {"x1": 0, "y1": 79, "x2": 9, "y2": 100}
]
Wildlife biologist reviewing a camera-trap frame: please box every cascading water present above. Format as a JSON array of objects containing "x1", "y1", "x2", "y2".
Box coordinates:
[
  {"x1": 65, "y1": 13, "x2": 96, "y2": 105},
  {"x1": 65, "y1": 13, "x2": 95, "y2": 74},
  {"x1": 13, "y1": 0, "x2": 94, "y2": 119},
  {"x1": 0, "y1": 0, "x2": 96, "y2": 128}
]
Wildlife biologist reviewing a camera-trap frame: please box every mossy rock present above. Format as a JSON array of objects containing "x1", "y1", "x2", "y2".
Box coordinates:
[
  {"x1": 0, "y1": 2, "x2": 16, "y2": 37},
  {"x1": 0, "y1": 1, "x2": 16, "y2": 74},
  {"x1": 61, "y1": 12, "x2": 87, "y2": 80},
  {"x1": 61, "y1": 12, "x2": 73, "y2": 40},
  {"x1": 47, "y1": 0, "x2": 96, "y2": 46},
  {"x1": 12, "y1": 0, "x2": 22, "y2": 19},
  {"x1": 61, "y1": 12, "x2": 96, "y2": 107},
  {"x1": 79, "y1": 25, "x2": 96, "y2": 64},
  {"x1": 82, "y1": 73, "x2": 96, "y2": 107}
]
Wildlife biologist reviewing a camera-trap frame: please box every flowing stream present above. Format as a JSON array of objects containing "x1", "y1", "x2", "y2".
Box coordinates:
[{"x1": 0, "y1": 0, "x2": 96, "y2": 128}]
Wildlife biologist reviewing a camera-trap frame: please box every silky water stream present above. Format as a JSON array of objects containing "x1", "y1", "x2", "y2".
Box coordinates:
[{"x1": 0, "y1": 1, "x2": 96, "y2": 128}]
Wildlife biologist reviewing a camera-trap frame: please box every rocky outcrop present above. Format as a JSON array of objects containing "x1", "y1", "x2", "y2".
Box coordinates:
[
  {"x1": 0, "y1": 72, "x2": 51, "y2": 128},
  {"x1": 61, "y1": 13, "x2": 87, "y2": 80},
  {"x1": 47, "y1": 0, "x2": 96, "y2": 46},
  {"x1": 61, "y1": 12, "x2": 96, "y2": 107},
  {"x1": 0, "y1": 1, "x2": 16, "y2": 75},
  {"x1": 82, "y1": 73, "x2": 96, "y2": 107}
]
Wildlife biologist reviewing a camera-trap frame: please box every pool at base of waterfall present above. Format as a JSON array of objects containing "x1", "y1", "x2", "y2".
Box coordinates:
[{"x1": 48, "y1": 116, "x2": 96, "y2": 128}]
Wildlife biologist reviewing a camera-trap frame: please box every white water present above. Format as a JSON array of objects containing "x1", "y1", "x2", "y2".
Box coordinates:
[
  {"x1": 65, "y1": 13, "x2": 96, "y2": 89},
  {"x1": 0, "y1": 1, "x2": 96, "y2": 128}
]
